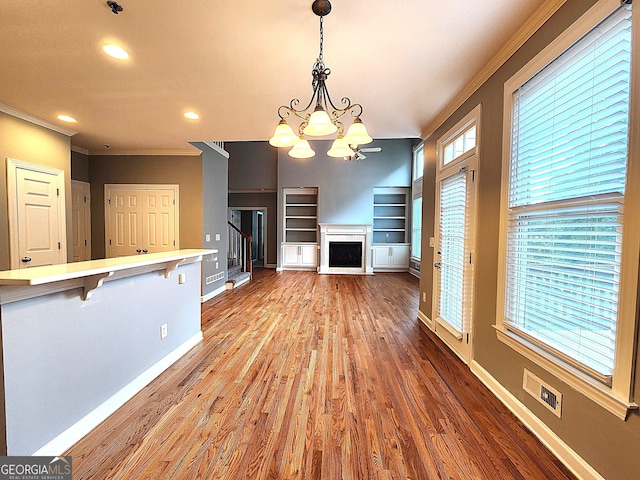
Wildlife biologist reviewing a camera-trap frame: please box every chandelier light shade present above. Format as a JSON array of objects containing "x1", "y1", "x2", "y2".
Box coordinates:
[
  {"x1": 289, "y1": 137, "x2": 316, "y2": 158},
  {"x1": 269, "y1": 120, "x2": 298, "y2": 147},
  {"x1": 269, "y1": 0, "x2": 372, "y2": 158},
  {"x1": 327, "y1": 135, "x2": 355, "y2": 158}
]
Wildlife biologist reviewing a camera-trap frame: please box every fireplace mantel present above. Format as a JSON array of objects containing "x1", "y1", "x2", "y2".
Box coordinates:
[{"x1": 318, "y1": 224, "x2": 373, "y2": 275}]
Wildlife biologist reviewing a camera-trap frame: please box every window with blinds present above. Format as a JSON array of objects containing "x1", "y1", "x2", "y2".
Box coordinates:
[
  {"x1": 504, "y1": 5, "x2": 631, "y2": 383},
  {"x1": 438, "y1": 171, "x2": 468, "y2": 334}
]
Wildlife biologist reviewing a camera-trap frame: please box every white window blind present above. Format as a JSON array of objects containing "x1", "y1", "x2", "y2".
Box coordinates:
[
  {"x1": 505, "y1": 5, "x2": 631, "y2": 382},
  {"x1": 438, "y1": 171, "x2": 468, "y2": 333}
]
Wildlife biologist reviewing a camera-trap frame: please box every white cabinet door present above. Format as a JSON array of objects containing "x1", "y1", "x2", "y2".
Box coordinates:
[
  {"x1": 283, "y1": 245, "x2": 300, "y2": 265},
  {"x1": 390, "y1": 245, "x2": 410, "y2": 268},
  {"x1": 373, "y1": 246, "x2": 392, "y2": 268},
  {"x1": 300, "y1": 244, "x2": 317, "y2": 266},
  {"x1": 281, "y1": 243, "x2": 317, "y2": 270},
  {"x1": 372, "y1": 245, "x2": 409, "y2": 272}
]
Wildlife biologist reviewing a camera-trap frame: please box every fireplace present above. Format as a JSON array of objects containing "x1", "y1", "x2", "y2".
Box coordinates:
[
  {"x1": 329, "y1": 242, "x2": 363, "y2": 268},
  {"x1": 318, "y1": 224, "x2": 373, "y2": 275}
]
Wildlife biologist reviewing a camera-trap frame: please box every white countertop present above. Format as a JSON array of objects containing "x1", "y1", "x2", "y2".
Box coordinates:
[{"x1": 0, "y1": 249, "x2": 216, "y2": 286}]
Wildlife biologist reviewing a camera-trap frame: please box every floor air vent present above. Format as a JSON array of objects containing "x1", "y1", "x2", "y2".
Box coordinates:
[{"x1": 522, "y1": 369, "x2": 562, "y2": 418}]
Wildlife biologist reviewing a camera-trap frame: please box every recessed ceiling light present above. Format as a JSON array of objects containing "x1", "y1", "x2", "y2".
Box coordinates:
[
  {"x1": 57, "y1": 115, "x2": 77, "y2": 123},
  {"x1": 102, "y1": 44, "x2": 129, "y2": 60},
  {"x1": 184, "y1": 112, "x2": 200, "y2": 120}
]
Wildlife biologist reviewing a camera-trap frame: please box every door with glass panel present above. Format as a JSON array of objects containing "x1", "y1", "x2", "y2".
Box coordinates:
[{"x1": 432, "y1": 114, "x2": 478, "y2": 364}]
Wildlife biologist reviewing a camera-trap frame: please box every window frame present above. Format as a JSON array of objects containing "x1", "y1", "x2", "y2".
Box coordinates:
[
  {"x1": 411, "y1": 143, "x2": 424, "y2": 260},
  {"x1": 495, "y1": 0, "x2": 639, "y2": 420}
]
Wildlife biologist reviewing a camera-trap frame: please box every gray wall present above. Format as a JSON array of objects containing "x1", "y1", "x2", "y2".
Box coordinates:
[
  {"x1": 193, "y1": 142, "x2": 229, "y2": 295},
  {"x1": 1, "y1": 261, "x2": 201, "y2": 455},
  {"x1": 418, "y1": 1, "x2": 640, "y2": 479},
  {"x1": 277, "y1": 138, "x2": 416, "y2": 265},
  {"x1": 226, "y1": 141, "x2": 277, "y2": 190},
  {"x1": 71, "y1": 150, "x2": 89, "y2": 182}
]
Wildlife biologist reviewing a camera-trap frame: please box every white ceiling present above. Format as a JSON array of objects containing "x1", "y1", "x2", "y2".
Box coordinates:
[{"x1": 0, "y1": 0, "x2": 549, "y2": 154}]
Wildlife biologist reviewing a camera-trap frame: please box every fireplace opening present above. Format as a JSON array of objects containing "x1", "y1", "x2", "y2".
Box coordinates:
[{"x1": 329, "y1": 241, "x2": 363, "y2": 268}]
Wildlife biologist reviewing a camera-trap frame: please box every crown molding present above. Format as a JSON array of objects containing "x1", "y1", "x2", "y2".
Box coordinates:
[
  {"x1": 70, "y1": 145, "x2": 89, "y2": 155},
  {"x1": 421, "y1": 0, "x2": 568, "y2": 140},
  {"x1": 89, "y1": 149, "x2": 202, "y2": 156},
  {"x1": 0, "y1": 102, "x2": 78, "y2": 137}
]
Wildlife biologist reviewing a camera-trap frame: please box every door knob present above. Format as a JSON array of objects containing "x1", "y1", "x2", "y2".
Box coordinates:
[
  {"x1": 21, "y1": 256, "x2": 32, "y2": 263},
  {"x1": 434, "y1": 262, "x2": 441, "y2": 269},
  {"x1": 136, "y1": 249, "x2": 142, "y2": 253},
  {"x1": 142, "y1": 249, "x2": 148, "y2": 253}
]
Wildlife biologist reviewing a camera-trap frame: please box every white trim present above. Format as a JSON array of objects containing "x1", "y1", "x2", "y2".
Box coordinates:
[
  {"x1": 421, "y1": 0, "x2": 568, "y2": 140},
  {"x1": 90, "y1": 149, "x2": 202, "y2": 156},
  {"x1": 495, "y1": 327, "x2": 637, "y2": 420},
  {"x1": 496, "y1": 0, "x2": 638, "y2": 413},
  {"x1": 70, "y1": 145, "x2": 89, "y2": 155},
  {"x1": 0, "y1": 102, "x2": 77, "y2": 137},
  {"x1": 203, "y1": 141, "x2": 230, "y2": 159},
  {"x1": 432, "y1": 105, "x2": 481, "y2": 365},
  {"x1": 31, "y1": 332, "x2": 203, "y2": 456},
  {"x1": 417, "y1": 310, "x2": 433, "y2": 330},
  {"x1": 471, "y1": 360, "x2": 606, "y2": 480},
  {"x1": 201, "y1": 284, "x2": 226, "y2": 302}
]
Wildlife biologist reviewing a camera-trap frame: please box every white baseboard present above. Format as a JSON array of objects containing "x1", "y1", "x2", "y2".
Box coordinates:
[
  {"x1": 470, "y1": 360, "x2": 605, "y2": 480},
  {"x1": 201, "y1": 285, "x2": 226, "y2": 302},
  {"x1": 32, "y1": 332, "x2": 203, "y2": 456},
  {"x1": 417, "y1": 310, "x2": 433, "y2": 329}
]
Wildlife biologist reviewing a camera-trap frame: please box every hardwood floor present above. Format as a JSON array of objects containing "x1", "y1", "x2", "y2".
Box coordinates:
[{"x1": 67, "y1": 269, "x2": 576, "y2": 479}]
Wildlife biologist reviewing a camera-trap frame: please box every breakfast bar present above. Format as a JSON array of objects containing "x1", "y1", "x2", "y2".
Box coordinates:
[{"x1": 0, "y1": 249, "x2": 212, "y2": 456}]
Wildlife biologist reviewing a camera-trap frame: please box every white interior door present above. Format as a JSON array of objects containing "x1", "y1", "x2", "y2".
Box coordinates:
[
  {"x1": 143, "y1": 189, "x2": 175, "y2": 252},
  {"x1": 71, "y1": 180, "x2": 91, "y2": 262},
  {"x1": 7, "y1": 158, "x2": 66, "y2": 269},
  {"x1": 105, "y1": 185, "x2": 178, "y2": 258},
  {"x1": 433, "y1": 159, "x2": 476, "y2": 364}
]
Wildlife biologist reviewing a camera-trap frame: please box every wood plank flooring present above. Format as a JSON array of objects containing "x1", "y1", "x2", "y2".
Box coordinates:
[{"x1": 67, "y1": 269, "x2": 576, "y2": 479}]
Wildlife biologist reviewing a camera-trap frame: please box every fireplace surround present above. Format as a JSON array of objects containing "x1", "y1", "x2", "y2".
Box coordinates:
[{"x1": 318, "y1": 224, "x2": 373, "y2": 274}]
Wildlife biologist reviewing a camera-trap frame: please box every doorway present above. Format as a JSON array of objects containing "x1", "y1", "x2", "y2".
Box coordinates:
[
  {"x1": 6, "y1": 158, "x2": 67, "y2": 269},
  {"x1": 229, "y1": 207, "x2": 267, "y2": 268}
]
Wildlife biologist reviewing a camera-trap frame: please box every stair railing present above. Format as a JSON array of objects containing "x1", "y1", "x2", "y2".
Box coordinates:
[{"x1": 227, "y1": 221, "x2": 253, "y2": 280}]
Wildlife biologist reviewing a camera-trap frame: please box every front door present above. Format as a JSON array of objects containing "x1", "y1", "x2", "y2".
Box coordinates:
[{"x1": 7, "y1": 158, "x2": 66, "y2": 269}]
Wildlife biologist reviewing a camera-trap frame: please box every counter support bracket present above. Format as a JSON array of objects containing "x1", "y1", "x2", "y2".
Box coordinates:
[
  {"x1": 83, "y1": 272, "x2": 114, "y2": 301},
  {"x1": 164, "y1": 259, "x2": 185, "y2": 278}
]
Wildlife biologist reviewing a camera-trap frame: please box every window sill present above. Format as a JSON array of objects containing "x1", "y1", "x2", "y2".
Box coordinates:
[{"x1": 494, "y1": 325, "x2": 638, "y2": 420}]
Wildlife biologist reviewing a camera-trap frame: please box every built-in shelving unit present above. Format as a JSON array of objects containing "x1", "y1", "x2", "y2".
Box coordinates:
[
  {"x1": 373, "y1": 187, "x2": 409, "y2": 244},
  {"x1": 282, "y1": 187, "x2": 318, "y2": 270},
  {"x1": 284, "y1": 187, "x2": 318, "y2": 243},
  {"x1": 372, "y1": 187, "x2": 410, "y2": 272}
]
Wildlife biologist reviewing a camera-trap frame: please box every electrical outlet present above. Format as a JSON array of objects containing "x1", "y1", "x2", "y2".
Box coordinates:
[
  {"x1": 160, "y1": 323, "x2": 168, "y2": 339},
  {"x1": 178, "y1": 273, "x2": 186, "y2": 284},
  {"x1": 215, "y1": 233, "x2": 220, "y2": 241},
  {"x1": 205, "y1": 234, "x2": 210, "y2": 242}
]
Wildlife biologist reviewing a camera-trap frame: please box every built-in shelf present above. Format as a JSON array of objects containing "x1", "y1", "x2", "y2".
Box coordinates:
[
  {"x1": 283, "y1": 188, "x2": 318, "y2": 244},
  {"x1": 373, "y1": 187, "x2": 409, "y2": 244}
]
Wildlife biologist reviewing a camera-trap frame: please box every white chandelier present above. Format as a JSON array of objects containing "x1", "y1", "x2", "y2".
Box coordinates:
[{"x1": 268, "y1": 0, "x2": 373, "y2": 159}]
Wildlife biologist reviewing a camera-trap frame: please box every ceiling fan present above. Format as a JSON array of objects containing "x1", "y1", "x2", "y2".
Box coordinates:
[{"x1": 345, "y1": 145, "x2": 382, "y2": 161}]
